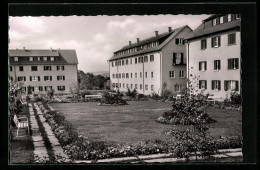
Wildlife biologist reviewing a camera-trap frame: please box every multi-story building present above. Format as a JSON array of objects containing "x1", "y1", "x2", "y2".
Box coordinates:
[
  {"x1": 9, "y1": 48, "x2": 78, "y2": 95},
  {"x1": 108, "y1": 26, "x2": 192, "y2": 95},
  {"x1": 186, "y1": 14, "x2": 241, "y2": 99}
]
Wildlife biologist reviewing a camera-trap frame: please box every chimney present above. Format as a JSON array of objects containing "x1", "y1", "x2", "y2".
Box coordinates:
[
  {"x1": 129, "y1": 41, "x2": 132, "y2": 46},
  {"x1": 23, "y1": 47, "x2": 25, "y2": 50},
  {"x1": 168, "y1": 27, "x2": 172, "y2": 33},
  {"x1": 50, "y1": 47, "x2": 53, "y2": 51},
  {"x1": 137, "y1": 38, "x2": 140, "y2": 43},
  {"x1": 155, "y1": 31, "x2": 159, "y2": 37}
]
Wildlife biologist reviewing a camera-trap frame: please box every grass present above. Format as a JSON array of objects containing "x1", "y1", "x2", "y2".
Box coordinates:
[
  {"x1": 50, "y1": 101, "x2": 242, "y2": 145},
  {"x1": 9, "y1": 106, "x2": 34, "y2": 164}
]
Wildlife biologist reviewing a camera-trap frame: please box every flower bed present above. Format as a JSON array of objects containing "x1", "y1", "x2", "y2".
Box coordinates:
[{"x1": 36, "y1": 101, "x2": 242, "y2": 161}]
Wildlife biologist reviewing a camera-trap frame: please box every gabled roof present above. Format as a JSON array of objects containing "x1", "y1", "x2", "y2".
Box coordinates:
[
  {"x1": 186, "y1": 16, "x2": 241, "y2": 40},
  {"x1": 109, "y1": 25, "x2": 191, "y2": 61},
  {"x1": 9, "y1": 49, "x2": 78, "y2": 64}
]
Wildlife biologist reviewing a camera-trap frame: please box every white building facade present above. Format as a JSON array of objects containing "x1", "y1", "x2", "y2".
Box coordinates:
[{"x1": 109, "y1": 26, "x2": 192, "y2": 95}]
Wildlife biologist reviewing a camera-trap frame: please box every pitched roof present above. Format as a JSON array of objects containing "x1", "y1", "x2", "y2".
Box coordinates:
[
  {"x1": 9, "y1": 49, "x2": 78, "y2": 64},
  {"x1": 186, "y1": 17, "x2": 241, "y2": 40},
  {"x1": 109, "y1": 25, "x2": 191, "y2": 61}
]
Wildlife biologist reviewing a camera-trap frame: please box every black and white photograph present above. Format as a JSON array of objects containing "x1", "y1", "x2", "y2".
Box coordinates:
[{"x1": 7, "y1": 3, "x2": 257, "y2": 165}]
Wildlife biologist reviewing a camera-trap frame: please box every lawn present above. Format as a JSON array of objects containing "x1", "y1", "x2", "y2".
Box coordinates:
[{"x1": 50, "y1": 101, "x2": 242, "y2": 145}]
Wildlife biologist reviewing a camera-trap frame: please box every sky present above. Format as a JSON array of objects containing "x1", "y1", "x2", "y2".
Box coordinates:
[{"x1": 9, "y1": 15, "x2": 210, "y2": 73}]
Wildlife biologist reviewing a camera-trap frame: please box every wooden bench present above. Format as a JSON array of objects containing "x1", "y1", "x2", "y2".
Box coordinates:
[
  {"x1": 13, "y1": 114, "x2": 29, "y2": 137},
  {"x1": 84, "y1": 95, "x2": 102, "y2": 102}
]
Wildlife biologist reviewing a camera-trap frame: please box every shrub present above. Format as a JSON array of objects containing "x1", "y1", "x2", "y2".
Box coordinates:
[
  {"x1": 99, "y1": 92, "x2": 127, "y2": 105},
  {"x1": 126, "y1": 88, "x2": 137, "y2": 98},
  {"x1": 151, "y1": 93, "x2": 160, "y2": 100},
  {"x1": 230, "y1": 92, "x2": 242, "y2": 104},
  {"x1": 161, "y1": 89, "x2": 172, "y2": 99}
]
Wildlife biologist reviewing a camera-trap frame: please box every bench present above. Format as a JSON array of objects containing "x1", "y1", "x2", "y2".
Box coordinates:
[
  {"x1": 13, "y1": 114, "x2": 29, "y2": 137},
  {"x1": 84, "y1": 95, "x2": 102, "y2": 102}
]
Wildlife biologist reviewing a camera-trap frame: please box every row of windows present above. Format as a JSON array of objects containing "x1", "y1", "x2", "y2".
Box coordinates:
[
  {"x1": 198, "y1": 58, "x2": 239, "y2": 71},
  {"x1": 112, "y1": 83, "x2": 155, "y2": 91},
  {"x1": 114, "y1": 41, "x2": 159, "y2": 56},
  {"x1": 211, "y1": 14, "x2": 240, "y2": 27},
  {"x1": 21, "y1": 85, "x2": 66, "y2": 92},
  {"x1": 10, "y1": 76, "x2": 66, "y2": 82},
  {"x1": 10, "y1": 65, "x2": 65, "y2": 72},
  {"x1": 169, "y1": 70, "x2": 185, "y2": 78},
  {"x1": 12, "y1": 56, "x2": 57, "y2": 62},
  {"x1": 112, "y1": 55, "x2": 155, "y2": 67},
  {"x1": 112, "y1": 72, "x2": 154, "y2": 79},
  {"x1": 201, "y1": 33, "x2": 237, "y2": 50},
  {"x1": 198, "y1": 80, "x2": 239, "y2": 91}
]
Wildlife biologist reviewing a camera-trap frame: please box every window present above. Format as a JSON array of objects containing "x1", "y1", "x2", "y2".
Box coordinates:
[
  {"x1": 224, "y1": 80, "x2": 239, "y2": 91},
  {"x1": 10, "y1": 66, "x2": 12, "y2": 72},
  {"x1": 43, "y1": 57, "x2": 47, "y2": 61},
  {"x1": 236, "y1": 14, "x2": 240, "y2": 19},
  {"x1": 57, "y1": 76, "x2": 65, "y2": 81},
  {"x1": 131, "y1": 73, "x2": 132, "y2": 78},
  {"x1": 212, "y1": 80, "x2": 221, "y2": 91},
  {"x1": 126, "y1": 84, "x2": 129, "y2": 88},
  {"x1": 39, "y1": 86, "x2": 43, "y2": 91},
  {"x1": 151, "y1": 85, "x2": 154, "y2": 91},
  {"x1": 140, "y1": 84, "x2": 142, "y2": 90},
  {"x1": 10, "y1": 76, "x2": 13, "y2": 81},
  {"x1": 135, "y1": 84, "x2": 137, "y2": 89},
  {"x1": 220, "y1": 16, "x2": 224, "y2": 24},
  {"x1": 31, "y1": 66, "x2": 38, "y2": 71},
  {"x1": 34, "y1": 87, "x2": 39, "y2": 91},
  {"x1": 44, "y1": 66, "x2": 52, "y2": 71},
  {"x1": 201, "y1": 39, "x2": 207, "y2": 50},
  {"x1": 150, "y1": 55, "x2": 154, "y2": 62},
  {"x1": 19, "y1": 66, "x2": 23, "y2": 71},
  {"x1": 17, "y1": 76, "x2": 26, "y2": 81},
  {"x1": 57, "y1": 86, "x2": 65, "y2": 91},
  {"x1": 122, "y1": 73, "x2": 125, "y2": 78},
  {"x1": 169, "y1": 71, "x2": 175, "y2": 78},
  {"x1": 44, "y1": 76, "x2": 52, "y2": 81},
  {"x1": 228, "y1": 58, "x2": 239, "y2": 69},
  {"x1": 131, "y1": 84, "x2": 133, "y2": 89},
  {"x1": 145, "y1": 72, "x2": 147, "y2": 78},
  {"x1": 126, "y1": 59, "x2": 128, "y2": 65},
  {"x1": 116, "y1": 74, "x2": 118, "y2": 78},
  {"x1": 135, "y1": 58, "x2": 137, "y2": 64},
  {"x1": 122, "y1": 60, "x2": 124, "y2": 65},
  {"x1": 140, "y1": 72, "x2": 142, "y2": 78},
  {"x1": 126, "y1": 73, "x2": 129, "y2": 78},
  {"x1": 214, "y1": 60, "x2": 221, "y2": 70},
  {"x1": 138, "y1": 57, "x2": 143, "y2": 63},
  {"x1": 145, "y1": 85, "x2": 148, "y2": 90},
  {"x1": 113, "y1": 74, "x2": 115, "y2": 78},
  {"x1": 22, "y1": 87, "x2": 26, "y2": 92},
  {"x1": 199, "y1": 80, "x2": 207, "y2": 89},
  {"x1": 228, "y1": 33, "x2": 236, "y2": 45},
  {"x1": 175, "y1": 38, "x2": 184, "y2": 45},
  {"x1": 112, "y1": 62, "x2": 114, "y2": 67},
  {"x1": 173, "y1": 53, "x2": 185, "y2": 65},
  {"x1": 14, "y1": 57, "x2": 18, "y2": 61},
  {"x1": 51, "y1": 57, "x2": 54, "y2": 61},
  {"x1": 179, "y1": 71, "x2": 185, "y2": 78},
  {"x1": 228, "y1": 14, "x2": 232, "y2": 21},
  {"x1": 57, "y1": 66, "x2": 65, "y2": 71},
  {"x1": 29, "y1": 57, "x2": 33, "y2": 61},
  {"x1": 175, "y1": 84, "x2": 180, "y2": 91},
  {"x1": 212, "y1": 18, "x2": 217, "y2": 26},
  {"x1": 116, "y1": 83, "x2": 118, "y2": 88},
  {"x1": 130, "y1": 59, "x2": 132, "y2": 65},
  {"x1": 119, "y1": 74, "x2": 121, "y2": 79},
  {"x1": 199, "y1": 61, "x2": 207, "y2": 71},
  {"x1": 211, "y1": 36, "x2": 221, "y2": 47},
  {"x1": 135, "y1": 73, "x2": 137, "y2": 78},
  {"x1": 151, "y1": 72, "x2": 153, "y2": 78},
  {"x1": 123, "y1": 83, "x2": 125, "y2": 88},
  {"x1": 112, "y1": 83, "x2": 115, "y2": 87},
  {"x1": 30, "y1": 76, "x2": 40, "y2": 81},
  {"x1": 144, "y1": 56, "x2": 148, "y2": 62}
]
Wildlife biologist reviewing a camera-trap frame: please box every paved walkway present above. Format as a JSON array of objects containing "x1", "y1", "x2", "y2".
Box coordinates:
[{"x1": 29, "y1": 102, "x2": 70, "y2": 163}]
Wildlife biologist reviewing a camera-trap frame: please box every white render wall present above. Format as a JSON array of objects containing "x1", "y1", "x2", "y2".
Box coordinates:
[
  {"x1": 109, "y1": 52, "x2": 161, "y2": 95},
  {"x1": 188, "y1": 30, "x2": 241, "y2": 99}
]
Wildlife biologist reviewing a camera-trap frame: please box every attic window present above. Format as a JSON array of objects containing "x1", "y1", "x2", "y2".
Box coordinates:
[
  {"x1": 51, "y1": 57, "x2": 54, "y2": 61},
  {"x1": 29, "y1": 57, "x2": 33, "y2": 61},
  {"x1": 43, "y1": 57, "x2": 47, "y2": 61},
  {"x1": 175, "y1": 38, "x2": 184, "y2": 45},
  {"x1": 14, "y1": 57, "x2": 18, "y2": 61}
]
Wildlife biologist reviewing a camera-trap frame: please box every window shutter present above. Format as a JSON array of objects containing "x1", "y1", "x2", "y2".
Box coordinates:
[
  {"x1": 199, "y1": 81, "x2": 201, "y2": 89},
  {"x1": 199, "y1": 62, "x2": 201, "y2": 71},
  {"x1": 24, "y1": 77, "x2": 26, "y2": 81},
  {"x1": 231, "y1": 14, "x2": 235, "y2": 21},
  {"x1": 235, "y1": 81, "x2": 239, "y2": 91},
  {"x1": 218, "y1": 36, "x2": 221, "y2": 46},
  {"x1": 212, "y1": 38, "x2": 214, "y2": 47},
  {"x1": 205, "y1": 81, "x2": 207, "y2": 89},
  {"x1": 224, "y1": 15, "x2": 228, "y2": 22},
  {"x1": 235, "y1": 58, "x2": 239, "y2": 69},
  {"x1": 212, "y1": 81, "x2": 214, "y2": 90},
  {"x1": 175, "y1": 39, "x2": 179, "y2": 44},
  {"x1": 50, "y1": 66, "x2": 52, "y2": 71},
  {"x1": 219, "y1": 60, "x2": 221, "y2": 70},
  {"x1": 173, "y1": 53, "x2": 176, "y2": 65},
  {"x1": 50, "y1": 76, "x2": 52, "y2": 81},
  {"x1": 214, "y1": 61, "x2": 217, "y2": 70},
  {"x1": 234, "y1": 33, "x2": 236, "y2": 44},
  {"x1": 228, "y1": 34, "x2": 231, "y2": 44},
  {"x1": 38, "y1": 76, "x2": 40, "y2": 81},
  {"x1": 201, "y1": 40, "x2": 203, "y2": 49},
  {"x1": 205, "y1": 62, "x2": 207, "y2": 70},
  {"x1": 216, "y1": 18, "x2": 220, "y2": 24},
  {"x1": 181, "y1": 53, "x2": 184, "y2": 64},
  {"x1": 228, "y1": 59, "x2": 231, "y2": 69},
  {"x1": 224, "y1": 81, "x2": 227, "y2": 91},
  {"x1": 218, "y1": 81, "x2": 221, "y2": 90},
  {"x1": 30, "y1": 76, "x2": 32, "y2": 81},
  {"x1": 63, "y1": 76, "x2": 65, "y2": 80}
]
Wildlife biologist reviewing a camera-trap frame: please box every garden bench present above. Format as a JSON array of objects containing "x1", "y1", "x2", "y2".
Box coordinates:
[
  {"x1": 85, "y1": 95, "x2": 102, "y2": 102},
  {"x1": 13, "y1": 114, "x2": 29, "y2": 137}
]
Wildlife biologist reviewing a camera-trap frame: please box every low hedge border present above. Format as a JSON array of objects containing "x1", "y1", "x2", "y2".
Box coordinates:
[{"x1": 36, "y1": 101, "x2": 242, "y2": 161}]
